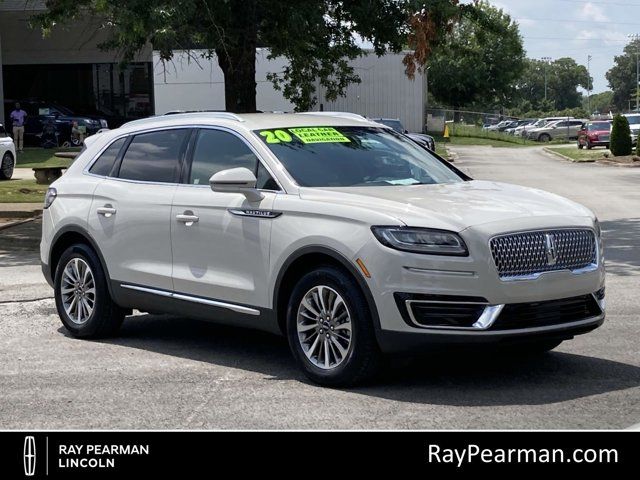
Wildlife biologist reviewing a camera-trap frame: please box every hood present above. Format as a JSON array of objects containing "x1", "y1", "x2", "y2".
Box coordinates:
[{"x1": 300, "y1": 180, "x2": 592, "y2": 232}]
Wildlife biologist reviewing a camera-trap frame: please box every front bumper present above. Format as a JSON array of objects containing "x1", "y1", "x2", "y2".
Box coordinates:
[
  {"x1": 377, "y1": 313, "x2": 604, "y2": 353},
  {"x1": 356, "y1": 216, "x2": 605, "y2": 352}
]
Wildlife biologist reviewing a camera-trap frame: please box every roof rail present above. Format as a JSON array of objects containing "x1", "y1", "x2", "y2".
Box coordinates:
[
  {"x1": 298, "y1": 111, "x2": 368, "y2": 121},
  {"x1": 162, "y1": 111, "x2": 245, "y2": 122},
  {"x1": 120, "y1": 111, "x2": 245, "y2": 129}
]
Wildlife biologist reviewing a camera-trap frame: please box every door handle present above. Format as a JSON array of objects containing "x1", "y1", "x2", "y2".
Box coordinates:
[
  {"x1": 97, "y1": 205, "x2": 116, "y2": 217},
  {"x1": 176, "y1": 212, "x2": 199, "y2": 226}
]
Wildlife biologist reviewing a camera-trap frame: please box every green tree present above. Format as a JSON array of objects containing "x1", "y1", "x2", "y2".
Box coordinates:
[
  {"x1": 606, "y1": 38, "x2": 640, "y2": 111},
  {"x1": 514, "y1": 58, "x2": 590, "y2": 111},
  {"x1": 427, "y1": 1, "x2": 525, "y2": 111},
  {"x1": 584, "y1": 91, "x2": 614, "y2": 114},
  {"x1": 35, "y1": 0, "x2": 476, "y2": 113},
  {"x1": 610, "y1": 114, "x2": 632, "y2": 156}
]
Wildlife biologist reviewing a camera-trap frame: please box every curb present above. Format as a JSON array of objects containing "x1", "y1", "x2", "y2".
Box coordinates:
[
  {"x1": 542, "y1": 147, "x2": 596, "y2": 163},
  {"x1": 0, "y1": 214, "x2": 41, "y2": 232},
  {"x1": 0, "y1": 208, "x2": 43, "y2": 219},
  {"x1": 596, "y1": 159, "x2": 640, "y2": 168}
]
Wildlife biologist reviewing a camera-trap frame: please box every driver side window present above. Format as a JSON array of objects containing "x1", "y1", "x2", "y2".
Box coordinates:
[{"x1": 189, "y1": 129, "x2": 279, "y2": 190}]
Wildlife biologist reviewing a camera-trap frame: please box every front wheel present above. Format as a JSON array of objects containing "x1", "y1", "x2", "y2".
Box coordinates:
[
  {"x1": 538, "y1": 133, "x2": 551, "y2": 142},
  {"x1": 286, "y1": 266, "x2": 381, "y2": 386},
  {"x1": 0, "y1": 152, "x2": 14, "y2": 180},
  {"x1": 54, "y1": 244, "x2": 125, "y2": 338}
]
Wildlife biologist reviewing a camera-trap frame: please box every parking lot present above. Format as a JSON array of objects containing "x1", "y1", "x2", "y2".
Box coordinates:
[{"x1": 1, "y1": 145, "x2": 639, "y2": 429}]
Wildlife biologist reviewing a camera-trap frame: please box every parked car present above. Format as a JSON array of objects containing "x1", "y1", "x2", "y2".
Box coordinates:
[
  {"x1": 406, "y1": 132, "x2": 436, "y2": 152},
  {"x1": 577, "y1": 121, "x2": 611, "y2": 149},
  {"x1": 623, "y1": 114, "x2": 640, "y2": 145},
  {"x1": 369, "y1": 117, "x2": 408, "y2": 133},
  {"x1": 4, "y1": 100, "x2": 108, "y2": 147},
  {"x1": 517, "y1": 117, "x2": 570, "y2": 138},
  {"x1": 504, "y1": 119, "x2": 535, "y2": 135},
  {"x1": 527, "y1": 119, "x2": 587, "y2": 142},
  {"x1": 485, "y1": 120, "x2": 513, "y2": 132},
  {"x1": 0, "y1": 124, "x2": 16, "y2": 180},
  {"x1": 41, "y1": 112, "x2": 605, "y2": 386}
]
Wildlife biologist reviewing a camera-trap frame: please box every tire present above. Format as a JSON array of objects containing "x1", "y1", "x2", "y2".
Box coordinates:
[
  {"x1": 0, "y1": 152, "x2": 14, "y2": 180},
  {"x1": 538, "y1": 133, "x2": 551, "y2": 142},
  {"x1": 586, "y1": 140, "x2": 593, "y2": 150},
  {"x1": 286, "y1": 265, "x2": 381, "y2": 387},
  {"x1": 54, "y1": 243, "x2": 125, "y2": 338}
]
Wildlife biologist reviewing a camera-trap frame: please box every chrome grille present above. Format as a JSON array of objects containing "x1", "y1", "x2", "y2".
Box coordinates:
[{"x1": 490, "y1": 229, "x2": 597, "y2": 279}]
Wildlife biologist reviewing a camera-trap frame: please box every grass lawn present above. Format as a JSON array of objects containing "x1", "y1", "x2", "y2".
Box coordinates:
[
  {"x1": 545, "y1": 145, "x2": 609, "y2": 162},
  {"x1": 434, "y1": 142, "x2": 449, "y2": 159},
  {"x1": 0, "y1": 178, "x2": 49, "y2": 203},
  {"x1": 15, "y1": 147, "x2": 80, "y2": 169}
]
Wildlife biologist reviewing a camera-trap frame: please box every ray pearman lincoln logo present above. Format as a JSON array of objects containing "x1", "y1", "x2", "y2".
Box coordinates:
[
  {"x1": 58, "y1": 443, "x2": 150, "y2": 470},
  {"x1": 23, "y1": 436, "x2": 36, "y2": 476}
]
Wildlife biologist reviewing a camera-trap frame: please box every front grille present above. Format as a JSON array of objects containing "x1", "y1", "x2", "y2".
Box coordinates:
[
  {"x1": 492, "y1": 294, "x2": 602, "y2": 330},
  {"x1": 490, "y1": 229, "x2": 596, "y2": 279}
]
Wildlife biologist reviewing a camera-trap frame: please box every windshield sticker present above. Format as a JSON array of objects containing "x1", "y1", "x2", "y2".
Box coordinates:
[
  {"x1": 289, "y1": 127, "x2": 350, "y2": 144},
  {"x1": 259, "y1": 129, "x2": 293, "y2": 144}
]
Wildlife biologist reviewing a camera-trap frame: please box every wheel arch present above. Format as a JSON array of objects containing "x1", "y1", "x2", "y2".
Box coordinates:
[
  {"x1": 272, "y1": 246, "x2": 381, "y2": 337},
  {"x1": 48, "y1": 225, "x2": 115, "y2": 297}
]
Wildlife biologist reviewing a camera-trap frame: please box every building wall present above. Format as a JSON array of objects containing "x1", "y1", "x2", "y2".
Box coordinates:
[{"x1": 154, "y1": 50, "x2": 425, "y2": 132}]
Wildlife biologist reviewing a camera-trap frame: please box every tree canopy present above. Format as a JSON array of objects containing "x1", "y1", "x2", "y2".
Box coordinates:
[
  {"x1": 426, "y1": 1, "x2": 525, "y2": 110},
  {"x1": 606, "y1": 38, "x2": 640, "y2": 111},
  {"x1": 36, "y1": 0, "x2": 479, "y2": 112}
]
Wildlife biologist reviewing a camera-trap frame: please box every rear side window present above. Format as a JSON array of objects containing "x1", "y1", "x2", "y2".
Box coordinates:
[
  {"x1": 89, "y1": 138, "x2": 126, "y2": 176},
  {"x1": 118, "y1": 129, "x2": 189, "y2": 183},
  {"x1": 189, "y1": 129, "x2": 278, "y2": 190}
]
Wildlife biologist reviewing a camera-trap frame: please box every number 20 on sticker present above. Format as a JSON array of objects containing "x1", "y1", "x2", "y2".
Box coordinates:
[{"x1": 260, "y1": 129, "x2": 292, "y2": 143}]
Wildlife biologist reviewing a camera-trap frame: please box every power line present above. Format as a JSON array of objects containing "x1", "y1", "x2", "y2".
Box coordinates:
[
  {"x1": 552, "y1": 0, "x2": 640, "y2": 7},
  {"x1": 516, "y1": 17, "x2": 640, "y2": 26}
]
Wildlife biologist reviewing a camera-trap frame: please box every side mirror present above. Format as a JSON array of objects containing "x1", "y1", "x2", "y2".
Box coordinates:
[{"x1": 210, "y1": 167, "x2": 264, "y2": 202}]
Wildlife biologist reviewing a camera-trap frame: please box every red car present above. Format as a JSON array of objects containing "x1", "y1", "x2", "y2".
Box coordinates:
[{"x1": 577, "y1": 120, "x2": 611, "y2": 149}]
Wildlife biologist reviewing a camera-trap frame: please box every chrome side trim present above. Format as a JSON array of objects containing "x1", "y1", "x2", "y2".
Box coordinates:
[
  {"x1": 405, "y1": 299, "x2": 505, "y2": 331},
  {"x1": 228, "y1": 208, "x2": 282, "y2": 219},
  {"x1": 120, "y1": 284, "x2": 261, "y2": 316}
]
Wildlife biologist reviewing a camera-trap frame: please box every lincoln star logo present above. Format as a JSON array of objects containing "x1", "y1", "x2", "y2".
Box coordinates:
[
  {"x1": 545, "y1": 233, "x2": 558, "y2": 266},
  {"x1": 23, "y1": 436, "x2": 36, "y2": 476}
]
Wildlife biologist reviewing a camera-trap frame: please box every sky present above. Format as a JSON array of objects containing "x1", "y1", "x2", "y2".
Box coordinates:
[{"x1": 473, "y1": 0, "x2": 638, "y2": 93}]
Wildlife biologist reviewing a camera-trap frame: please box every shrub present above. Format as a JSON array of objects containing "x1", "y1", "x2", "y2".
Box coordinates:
[
  {"x1": 636, "y1": 129, "x2": 640, "y2": 157},
  {"x1": 610, "y1": 114, "x2": 632, "y2": 156}
]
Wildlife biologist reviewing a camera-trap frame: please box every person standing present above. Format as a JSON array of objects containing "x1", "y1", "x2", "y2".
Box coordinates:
[{"x1": 10, "y1": 102, "x2": 27, "y2": 153}]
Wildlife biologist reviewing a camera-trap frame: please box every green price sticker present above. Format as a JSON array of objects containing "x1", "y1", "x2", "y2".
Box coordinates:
[
  {"x1": 289, "y1": 127, "x2": 350, "y2": 144},
  {"x1": 259, "y1": 129, "x2": 293, "y2": 144}
]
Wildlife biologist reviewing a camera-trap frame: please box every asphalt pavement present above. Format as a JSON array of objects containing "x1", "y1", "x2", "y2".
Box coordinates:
[{"x1": 0, "y1": 145, "x2": 638, "y2": 429}]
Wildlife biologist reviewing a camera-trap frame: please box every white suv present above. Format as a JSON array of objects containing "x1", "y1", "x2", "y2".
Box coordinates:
[{"x1": 41, "y1": 112, "x2": 605, "y2": 386}]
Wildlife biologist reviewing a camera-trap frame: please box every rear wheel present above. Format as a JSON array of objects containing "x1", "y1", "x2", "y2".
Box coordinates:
[
  {"x1": 538, "y1": 133, "x2": 551, "y2": 142},
  {"x1": 286, "y1": 266, "x2": 381, "y2": 386},
  {"x1": 54, "y1": 244, "x2": 125, "y2": 338},
  {"x1": 0, "y1": 152, "x2": 14, "y2": 180}
]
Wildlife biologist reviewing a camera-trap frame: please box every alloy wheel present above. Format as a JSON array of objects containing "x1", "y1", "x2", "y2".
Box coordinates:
[
  {"x1": 296, "y1": 285, "x2": 352, "y2": 370},
  {"x1": 60, "y1": 258, "x2": 96, "y2": 324}
]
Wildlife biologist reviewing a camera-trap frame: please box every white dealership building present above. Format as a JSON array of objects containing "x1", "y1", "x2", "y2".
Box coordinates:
[{"x1": 1, "y1": 1, "x2": 427, "y2": 131}]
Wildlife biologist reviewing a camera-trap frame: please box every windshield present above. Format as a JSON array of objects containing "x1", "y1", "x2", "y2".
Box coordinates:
[
  {"x1": 588, "y1": 122, "x2": 610, "y2": 131},
  {"x1": 626, "y1": 115, "x2": 640, "y2": 125},
  {"x1": 254, "y1": 126, "x2": 463, "y2": 187}
]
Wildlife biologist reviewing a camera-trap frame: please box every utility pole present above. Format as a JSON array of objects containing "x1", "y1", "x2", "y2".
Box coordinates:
[
  {"x1": 542, "y1": 57, "x2": 552, "y2": 102},
  {"x1": 629, "y1": 34, "x2": 640, "y2": 112},
  {"x1": 587, "y1": 54, "x2": 592, "y2": 116}
]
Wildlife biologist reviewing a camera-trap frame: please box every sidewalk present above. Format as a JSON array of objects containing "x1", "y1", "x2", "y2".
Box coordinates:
[
  {"x1": 0, "y1": 202, "x2": 43, "y2": 220},
  {"x1": 12, "y1": 168, "x2": 35, "y2": 180}
]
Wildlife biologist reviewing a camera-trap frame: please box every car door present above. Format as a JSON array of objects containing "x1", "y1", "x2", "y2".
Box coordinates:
[
  {"x1": 87, "y1": 128, "x2": 190, "y2": 291},
  {"x1": 171, "y1": 127, "x2": 281, "y2": 310}
]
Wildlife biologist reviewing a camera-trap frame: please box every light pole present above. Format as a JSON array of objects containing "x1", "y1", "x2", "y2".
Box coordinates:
[
  {"x1": 629, "y1": 34, "x2": 640, "y2": 112},
  {"x1": 587, "y1": 54, "x2": 592, "y2": 115},
  {"x1": 542, "y1": 57, "x2": 552, "y2": 102}
]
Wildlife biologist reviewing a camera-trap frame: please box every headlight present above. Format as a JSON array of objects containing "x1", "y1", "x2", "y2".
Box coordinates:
[
  {"x1": 44, "y1": 187, "x2": 57, "y2": 209},
  {"x1": 371, "y1": 226, "x2": 468, "y2": 256},
  {"x1": 100, "y1": 119, "x2": 108, "y2": 128},
  {"x1": 594, "y1": 217, "x2": 601, "y2": 237}
]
